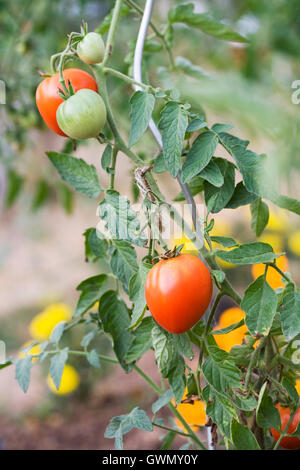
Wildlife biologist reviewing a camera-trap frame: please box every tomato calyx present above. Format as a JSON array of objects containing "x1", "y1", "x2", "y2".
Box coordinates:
[
  {"x1": 152, "y1": 244, "x2": 184, "y2": 262},
  {"x1": 57, "y1": 79, "x2": 76, "y2": 101}
]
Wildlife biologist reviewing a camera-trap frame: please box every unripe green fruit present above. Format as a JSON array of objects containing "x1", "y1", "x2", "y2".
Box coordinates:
[
  {"x1": 56, "y1": 89, "x2": 106, "y2": 140},
  {"x1": 77, "y1": 32, "x2": 105, "y2": 64}
]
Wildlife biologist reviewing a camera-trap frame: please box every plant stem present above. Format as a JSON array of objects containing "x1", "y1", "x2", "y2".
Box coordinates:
[
  {"x1": 103, "y1": 67, "x2": 155, "y2": 92},
  {"x1": 102, "y1": 0, "x2": 124, "y2": 66},
  {"x1": 168, "y1": 402, "x2": 207, "y2": 450},
  {"x1": 245, "y1": 337, "x2": 267, "y2": 390},
  {"x1": 268, "y1": 261, "x2": 291, "y2": 284},
  {"x1": 110, "y1": 147, "x2": 118, "y2": 189},
  {"x1": 152, "y1": 421, "x2": 195, "y2": 439}
]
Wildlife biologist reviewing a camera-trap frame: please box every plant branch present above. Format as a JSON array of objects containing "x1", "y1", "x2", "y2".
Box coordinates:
[{"x1": 102, "y1": 0, "x2": 124, "y2": 66}]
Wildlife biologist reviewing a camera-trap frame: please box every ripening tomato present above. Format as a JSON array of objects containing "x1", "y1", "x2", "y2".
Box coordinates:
[
  {"x1": 270, "y1": 404, "x2": 300, "y2": 450},
  {"x1": 145, "y1": 254, "x2": 212, "y2": 334},
  {"x1": 77, "y1": 32, "x2": 105, "y2": 64},
  {"x1": 56, "y1": 89, "x2": 106, "y2": 140},
  {"x1": 35, "y1": 68, "x2": 98, "y2": 136}
]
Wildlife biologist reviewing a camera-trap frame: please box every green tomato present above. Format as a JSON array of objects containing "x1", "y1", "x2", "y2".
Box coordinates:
[
  {"x1": 56, "y1": 89, "x2": 106, "y2": 140},
  {"x1": 77, "y1": 32, "x2": 105, "y2": 64}
]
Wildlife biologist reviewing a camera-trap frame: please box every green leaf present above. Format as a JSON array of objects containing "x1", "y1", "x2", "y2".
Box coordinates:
[
  {"x1": 231, "y1": 420, "x2": 260, "y2": 450},
  {"x1": 211, "y1": 123, "x2": 234, "y2": 133},
  {"x1": 256, "y1": 383, "x2": 281, "y2": 430},
  {"x1": 210, "y1": 236, "x2": 238, "y2": 248},
  {"x1": 281, "y1": 378, "x2": 299, "y2": 406},
  {"x1": 87, "y1": 349, "x2": 101, "y2": 368},
  {"x1": 250, "y1": 199, "x2": 269, "y2": 237},
  {"x1": 87, "y1": 228, "x2": 108, "y2": 259},
  {"x1": 5, "y1": 168, "x2": 24, "y2": 208},
  {"x1": 168, "y1": 4, "x2": 248, "y2": 43},
  {"x1": 129, "y1": 91, "x2": 155, "y2": 146},
  {"x1": 15, "y1": 357, "x2": 32, "y2": 393},
  {"x1": 56, "y1": 182, "x2": 74, "y2": 214},
  {"x1": 31, "y1": 179, "x2": 51, "y2": 211},
  {"x1": 153, "y1": 153, "x2": 167, "y2": 173},
  {"x1": 212, "y1": 319, "x2": 244, "y2": 335},
  {"x1": 270, "y1": 194, "x2": 300, "y2": 216},
  {"x1": 202, "y1": 356, "x2": 242, "y2": 393},
  {"x1": 215, "y1": 242, "x2": 280, "y2": 265},
  {"x1": 158, "y1": 101, "x2": 188, "y2": 177},
  {"x1": 241, "y1": 275, "x2": 277, "y2": 336},
  {"x1": 204, "y1": 158, "x2": 235, "y2": 213},
  {"x1": 128, "y1": 261, "x2": 151, "y2": 327},
  {"x1": 186, "y1": 117, "x2": 207, "y2": 132},
  {"x1": 181, "y1": 130, "x2": 218, "y2": 183},
  {"x1": 74, "y1": 274, "x2": 108, "y2": 317},
  {"x1": 80, "y1": 331, "x2": 96, "y2": 348},
  {"x1": 49, "y1": 321, "x2": 66, "y2": 344},
  {"x1": 152, "y1": 389, "x2": 174, "y2": 414},
  {"x1": 104, "y1": 407, "x2": 152, "y2": 450},
  {"x1": 203, "y1": 385, "x2": 237, "y2": 438},
  {"x1": 152, "y1": 325, "x2": 178, "y2": 378},
  {"x1": 173, "y1": 175, "x2": 204, "y2": 201},
  {"x1": 279, "y1": 283, "x2": 300, "y2": 340},
  {"x1": 226, "y1": 181, "x2": 258, "y2": 209},
  {"x1": 175, "y1": 56, "x2": 208, "y2": 79},
  {"x1": 199, "y1": 158, "x2": 224, "y2": 187},
  {"x1": 49, "y1": 348, "x2": 69, "y2": 390},
  {"x1": 98, "y1": 291, "x2": 132, "y2": 370},
  {"x1": 98, "y1": 189, "x2": 146, "y2": 246},
  {"x1": 110, "y1": 240, "x2": 138, "y2": 294},
  {"x1": 101, "y1": 144, "x2": 112, "y2": 173},
  {"x1": 125, "y1": 317, "x2": 154, "y2": 364},
  {"x1": 211, "y1": 269, "x2": 226, "y2": 284},
  {"x1": 46, "y1": 152, "x2": 102, "y2": 198},
  {"x1": 174, "y1": 334, "x2": 194, "y2": 360},
  {"x1": 168, "y1": 356, "x2": 186, "y2": 404}
]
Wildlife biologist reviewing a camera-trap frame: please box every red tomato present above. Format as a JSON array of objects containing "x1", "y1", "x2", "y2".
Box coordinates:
[
  {"x1": 35, "y1": 68, "x2": 98, "y2": 136},
  {"x1": 145, "y1": 254, "x2": 213, "y2": 334},
  {"x1": 270, "y1": 404, "x2": 300, "y2": 449}
]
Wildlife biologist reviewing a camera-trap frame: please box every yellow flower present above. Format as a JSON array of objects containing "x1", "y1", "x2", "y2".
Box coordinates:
[
  {"x1": 29, "y1": 303, "x2": 72, "y2": 341},
  {"x1": 251, "y1": 254, "x2": 289, "y2": 290},
  {"x1": 173, "y1": 388, "x2": 206, "y2": 433},
  {"x1": 169, "y1": 234, "x2": 198, "y2": 254},
  {"x1": 259, "y1": 233, "x2": 284, "y2": 254},
  {"x1": 267, "y1": 209, "x2": 288, "y2": 232},
  {"x1": 19, "y1": 340, "x2": 42, "y2": 363},
  {"x1": 47, "y1": 364, "x2": 80, "y2": 395},
  {"x1": 213, "y1": 308, "x2": 248, "y2": 352},
  {"x1": 288, "y1": 230, "x2": 300, "y2": 257}
]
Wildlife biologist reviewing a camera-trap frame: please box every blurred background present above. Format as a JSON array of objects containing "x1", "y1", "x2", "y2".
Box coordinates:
[{"x1": 0, "y1": 0, "x2": 299, "y2": 449}]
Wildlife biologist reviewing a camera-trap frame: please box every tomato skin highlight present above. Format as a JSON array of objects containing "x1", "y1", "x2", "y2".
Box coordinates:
[
  {"x1": 145, "y1": 254, "x2": 213, "y2": 334},
  {"x1": 56, "y1": 89, "x2": 106, "y2": 140},
  {"x1": 35, "y1": 68, "x2": 98, "y2": 136},
  {"x1": 270, "y1": 404, "x2": 300, "y2": 450}
]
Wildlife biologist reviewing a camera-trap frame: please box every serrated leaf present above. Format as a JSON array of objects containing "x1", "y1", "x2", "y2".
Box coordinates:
[
  {"x1": 174, "y1": 334, "x2": 194, "y2": 360},
  {"x1": 199, "y1": 158, "x2": 224, "y2": 187},
  {"x1": 203, "y1": 385, "x2": 237, "y2": 438},
  {"x1": 250, "y1": 199, "x2": 269, "y2": 237},
  {"x1": 152, "y1": 389, "x2": 174, "y2": 414},
  {"x1": 211, "y1": 123, "x2": 234, "y2": 133},
  {"x1": 74, "y1": 274, "x2": 108, "y2": 318},
  {"x1": 153, "y1": 152, "x2": 167, "y2": 173},
  {"x1": 215, "y1": 242, "x2": 279, "y2": 265},
  {"x1": 125, "y1": 317, "x2": 154, "y2": 364},
  {"x1": 49, "y1": 348, "x2": 69, "y2": 390},
  {"x1": 129, "y1": 91, "x2": 155, "y2": 146},
  {"x1": 98, "y1": 189, "x2": 146, "y2": 246},
  {"x1": 87, "y1": 349, "x2": 101, "y2": 368},
  {"x1": 49, "y1": 321, "x2": 66, "y2": 344},
  {"x1": 173, "y1": 175, "x2": 204, "y2": 201},
  {"x1": 15, "y1": 357, "x2": 32, "y2": 393},
  {"x1": 110, "y1": 240, "x2": 138, "y2": 294},
  {"x1": 212, "y1": 319, "x2": 244, "y2": 335},
  {"x1": 101, "y1": 144, "x2": 112, "y2": 172},
  {"x1": 256, "y1": 382, "x2": 281, "y2": 430},
  {"x1": 169, "y1": 3, "x2": 248, "y2": 42},
  {"x1": 46, "y1": 152, "x2": 102, "y2": 198},
  {"x1": 211, "y1": 269, "x2": 226, "y2": 284},
  {"x1": 279, "y1": 283, "x2": 300, "y2": 340},
  {"x1": 210, "y1": 236, "x2": 238, "y2": 248},
  {"x1": 241, "y1": 275, "x2": 277, "y2": 336},
  {"x1": 168, "y1": 356, "x2": 186, "y2": 404},
  {"x1": 231, "y1": 420, "x2": 260, "y2": 450},
  {"x1": 202, "y1": 356, "x2": 242, "y2": 393},
  {"x1": 80, "y1": 331, "x2": 96, "y2": 348},
  {"x1": 204, "y1": 158, "x2": 235, "y2": 213},
  {"x1": 98, "y1": 291, "x2": 132, "y2": 370},
  {"x1": 226, "y1": 181, "x2": 258, "y2": 209},
  {"x1": 105, "y1": 407, "x2": 152, "y2": 450},
  {"x1": 158, "y1": 101, "x2": 188, "y2": 177},
  {"x1": 152, "y1": 325, "x2": 178, "y2": 378},
  {"x1": 270, "y1": 194, "x2": 300, "y2": 216},
  {"x1": 87, "y1": 228, "x2": 108, "y2": 259},
  {"x1": 128, "y1": 261, "x2": 151, "y2": 327},
  {"x1": 186, "y1": 117, "x2": 207, "y2": 132},
  {"x1": 181, "y1": 131, "x2": 218, "y2": 183}
]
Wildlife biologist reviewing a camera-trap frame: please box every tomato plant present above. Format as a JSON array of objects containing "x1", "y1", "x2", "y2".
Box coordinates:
[{"x1": 3, "y1": 0, "x2": 300, "y2": 452}]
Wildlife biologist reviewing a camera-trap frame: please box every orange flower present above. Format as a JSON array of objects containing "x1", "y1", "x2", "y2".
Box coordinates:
[
  {"x1": 173, "y1": 388, "x2": 206, "y2": 433},
  {"x1": 213, "y1": 307, "x2": 248, "y2": 352},
  {"x1": 251, "y1": 255, "x2": 289, "y2": 290}
]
